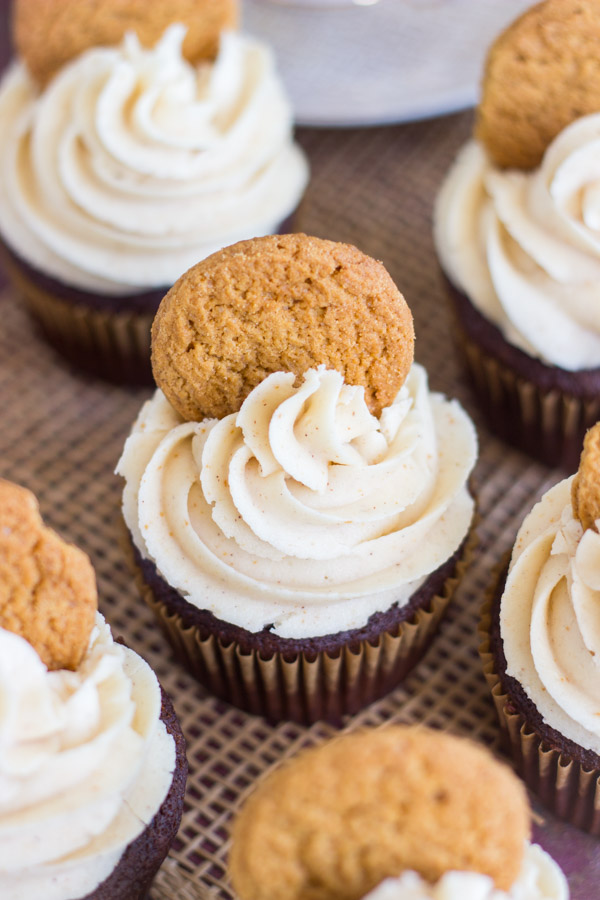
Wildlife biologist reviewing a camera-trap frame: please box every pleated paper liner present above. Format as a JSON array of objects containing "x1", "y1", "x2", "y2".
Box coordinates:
[
  {"x1": 444, "y1": 279, "x2": 600, "y2": 471},
  {"x1": 129, "y1": 526, "x2": 476, "y2": 726},
  {"x1": 479, "y1": 562, "x2": 600, "y2": 835},
  {"x1": 2, "y1": 242, "x2": 161, "y2": 385}
]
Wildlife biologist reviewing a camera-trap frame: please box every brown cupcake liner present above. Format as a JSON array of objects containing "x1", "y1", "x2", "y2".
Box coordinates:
[
  {"x1": 5, "y1": 252, "x2": 155, "y2": 384},
  {"x1": 446, "y1": 280, "x2": 600, "y2": 470},
  {"x1": 130, "y1": 527, "x2": 476, "y2": 725},
  {"x1": 460, "y1": 331, "x2": 600, "y2": 470},
  {"x1": 479, "y1": 567, "x2": 600, "y2": 834}
]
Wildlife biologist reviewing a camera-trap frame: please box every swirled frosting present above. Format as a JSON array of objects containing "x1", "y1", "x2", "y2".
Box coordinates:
[
  {"x1": 0, "y1": 25, "x2": 309, "y2": 294},
  {"x1": 0, "y1": 614, "x2": 175, "y2": 900},
  {"x1": 362, "y1": 844, "x2": 568, "y2": 900},
  {"x1": 501, "y1": 476, "x2": 600, "y2": 755},
  {"x1": 434, "y1": 115, "x2": 600, "y2": 370},
  {"x1": 117, "y1": 363, "x2": 477, "y2": 638}
]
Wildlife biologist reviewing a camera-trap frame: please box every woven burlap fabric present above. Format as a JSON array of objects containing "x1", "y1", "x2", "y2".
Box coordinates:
[{"x1": 0, "y1": 109, "x2": 589, "y2": 898}]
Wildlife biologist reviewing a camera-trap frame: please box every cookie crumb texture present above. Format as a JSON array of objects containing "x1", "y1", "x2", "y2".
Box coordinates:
[
  {"x1": 476, "y1": 0, "x2": 600, "y2": 170},
  {"x1": 152, "y1": 234, "x2": 415, "y2": 421},
  {"x1": 229, "y1": 727, "x2": 530, "y2": 900},
  {"x1": 572, "y1": 422, "x2": 600, "y2": 532},
  {"x1": 0, "y1": 479, "x2": 97, "y2": 671},
  {"x1": 14, "y1": 0, "x2": 238, "y2": 86}
]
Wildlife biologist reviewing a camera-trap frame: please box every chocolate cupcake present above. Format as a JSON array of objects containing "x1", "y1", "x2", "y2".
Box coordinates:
[
  {"x1": 117, "y1": 233, "x2": 478, "y2": 724},
  {"x1": 434, "y1": 0, "x2": 600, "y2": 469},
  {"x1": 229, "y1": 726, "x2": 568, "y2": 900},
  {"x1": 481, "y1": 423, "x2": 600, "y2": 833},
  {"x1": 0, "y1": 478, "x2": 187, "y2": 897},
  {"x1": 0, "y1": 0, "x2": 308, "y2": 383}
]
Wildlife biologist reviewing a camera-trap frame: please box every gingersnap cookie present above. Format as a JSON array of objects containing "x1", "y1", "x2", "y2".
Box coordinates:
[
  {"x1": 14, "y1": 0, "x2": 238, "y2": 87},
  {"x1": 229, "y1": 726, "x2": 530, "y2": 900},
  {"x1": 151, "y1": 234, "x2": 415, "y2": 421},
  {"x1": 0, "y1": 478, "x2": 97, "y2": 670},
  {"x1": 571, "y1": 422, "x2": 600, "y2": 532},
  {"x1": 476, "y1": 0, "x2": 600, "y2": 170}
]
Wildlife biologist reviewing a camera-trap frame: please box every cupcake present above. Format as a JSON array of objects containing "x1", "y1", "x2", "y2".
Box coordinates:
[
  {"x1": 117, "y1": 233, "x2": 478, "y2": 724},
  {"x1": 481, "y1": 422, "x2": 600, "y2": 833},
  {"x1": 434, "y1": 0, "x2": 600, "y2": 469},
  {"x1": 0, "y1": 0, "x2": 309, "y2": 383},
  {"x1": 0, "y1": 478, "x2": 187, "y2": 898},
  {"x1": 229, "y1": 726, "x2": 569, "y2": 900}
]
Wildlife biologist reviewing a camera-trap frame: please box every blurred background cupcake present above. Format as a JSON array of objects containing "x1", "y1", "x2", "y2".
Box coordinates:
[
  {"x1": 434, "y1": 0, "x2": 600, "y2": 470},
  {"x1": 229, "y1": 726, "x2": 568, "y2": 900},
  {"x1": 117, "y1": 234, "x2": 478, "y2": 724},
  {"x1": 0, "y1": 477, "x2": 187, "y2": 899},
  {"x1": 0, "y1": 0, "x2": 309, "y2": 383},
  {"x1": 481, "y1": 422, "x2": 600, "y2": 834}
]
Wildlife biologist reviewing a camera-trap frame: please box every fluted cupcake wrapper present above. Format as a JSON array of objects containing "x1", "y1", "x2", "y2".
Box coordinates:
[
  {"x1": 5, "y1": 250, "x2": 156, "y2": 384},
  {"x1": 445, "y1": 279, "x2": 600, "y2": 470},
  {"x1": 132, "y1": 529, "x2": 476, "y2": 726},
  {"x1": 479, "y1": 572, "x2": 600, "y2": 834},
  {"x1": 459, "y1": 331, "x2": 600, "y2": 471}
]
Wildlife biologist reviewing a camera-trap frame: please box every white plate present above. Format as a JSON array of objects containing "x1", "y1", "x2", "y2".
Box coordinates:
[{"x1": 243, "y1": 0, "x2": 532, "y2": 126}]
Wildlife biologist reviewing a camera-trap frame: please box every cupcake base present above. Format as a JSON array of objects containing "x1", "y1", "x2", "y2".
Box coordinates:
[
  {"x1": 445, "y1": 278, "x2": 600, "y2": 470},
  {"x1": 1, "y1": 241, "x2": 162, "y2": 385},
  {"x1": 479, "y1": 562, "x2": 600, "y2": 834},
  {"x1": 82, "y1": 685, "x2": 187, "y2": 899},
  {"x1": 130, "y1": 529, "x2": 475, "y2": 726}
]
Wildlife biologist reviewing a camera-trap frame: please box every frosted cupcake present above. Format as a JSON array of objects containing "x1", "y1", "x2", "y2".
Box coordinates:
[
  {"x1": 0, "y1": 478, "x2": 187, "y2": 898},
  {"x1": 117, "y1": 233, "x2": 478, "y2": 724},
  {"x1": 229, "y1": 726, "x2": 568, "y2": 900},
  {"x1": 434, "y1": 0, "x2": 600, "y2": 469},
  {"x1": 481, "y1": 422, "x2": 600, "y2": 833},
  {"x1": 0, "y1": 0, "x2": 308, "y2": 382}
]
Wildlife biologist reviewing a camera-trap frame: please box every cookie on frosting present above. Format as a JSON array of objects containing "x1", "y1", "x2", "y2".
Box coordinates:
[
  {"x1": 229, "y1": 726, "x2": 530, "y2": 900},
  {"x1": 151, "y1": 234, "x2": 415, "y2": 421},
  {"x1": 0, "y1": 478, "x2": 97, "y2": 671},
  {"x1": 572, "y1": 422, "x2": 600, "y2": 532},
  {"x1": 476, "y1": 0, "x2": 600, "y2": 170},
  {"x1": 14, "y1": 0, "x2": 238, "y2": 86}
]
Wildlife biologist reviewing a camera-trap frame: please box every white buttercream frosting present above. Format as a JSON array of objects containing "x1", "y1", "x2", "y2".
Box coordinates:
[
  {"x1": 362, "y1": 843, "x2": 568, "y2": 900},
  {"x1": 501, "y1": 476, "x2": 600, "y2": 755},
  {"x1": 434, "y1": 115, "x2": 600, "y2": 370},
  {"x1": 116, "y1": 363, "x2": 477, "y2": 638},
  {"x1": 0, "y1": 25, "x2": 309, "y2": 294},
  {"x1": 0, "y1": 614, "x2": 175, "y2": 900}
]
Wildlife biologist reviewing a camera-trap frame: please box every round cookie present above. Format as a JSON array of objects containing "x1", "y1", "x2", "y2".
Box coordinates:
[
  {"x1": 572, "y1": 422, "x2": 600, "y2": 532},
  {"x1": 0, "y1": 478, "x2": 97, "y2": 671},
  {"x1": 13, "y1": 0, "x2": 239, "y2": 87},
  {"x1": 151, "y1": 234, "x2": 415, "y2": 421},
  {"x1": 476, "y1": 0, "x2": 600, "y2": 170},
  {"x1": 229, "y1": 727, "x2": 530, "y2": 900}
]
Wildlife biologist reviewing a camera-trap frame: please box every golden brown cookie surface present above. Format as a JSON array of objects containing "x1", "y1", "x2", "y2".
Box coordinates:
[
  {"x1": 229, "y1": 726, "x2": 530, "y2": 900},
  {"x1": 0, "y1": 478, "x2": 97, "y2": 670},
  {"x1": 476, "y1": 0, "x2": 600, "y2": 170},
  {"x1": 572, "y1": 422, "x2": 600, "y2": 531},
  {"x1": 14, "y1": 0, "x2": 238, "y2": 87},
  {"x1": 151, "y1": 234, "x2": 415, "y2": 421}
]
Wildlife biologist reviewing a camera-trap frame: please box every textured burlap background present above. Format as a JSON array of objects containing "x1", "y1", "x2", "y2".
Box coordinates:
[{"x1": 1, "y1": 6, "x2": 599, "y2": 897}]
